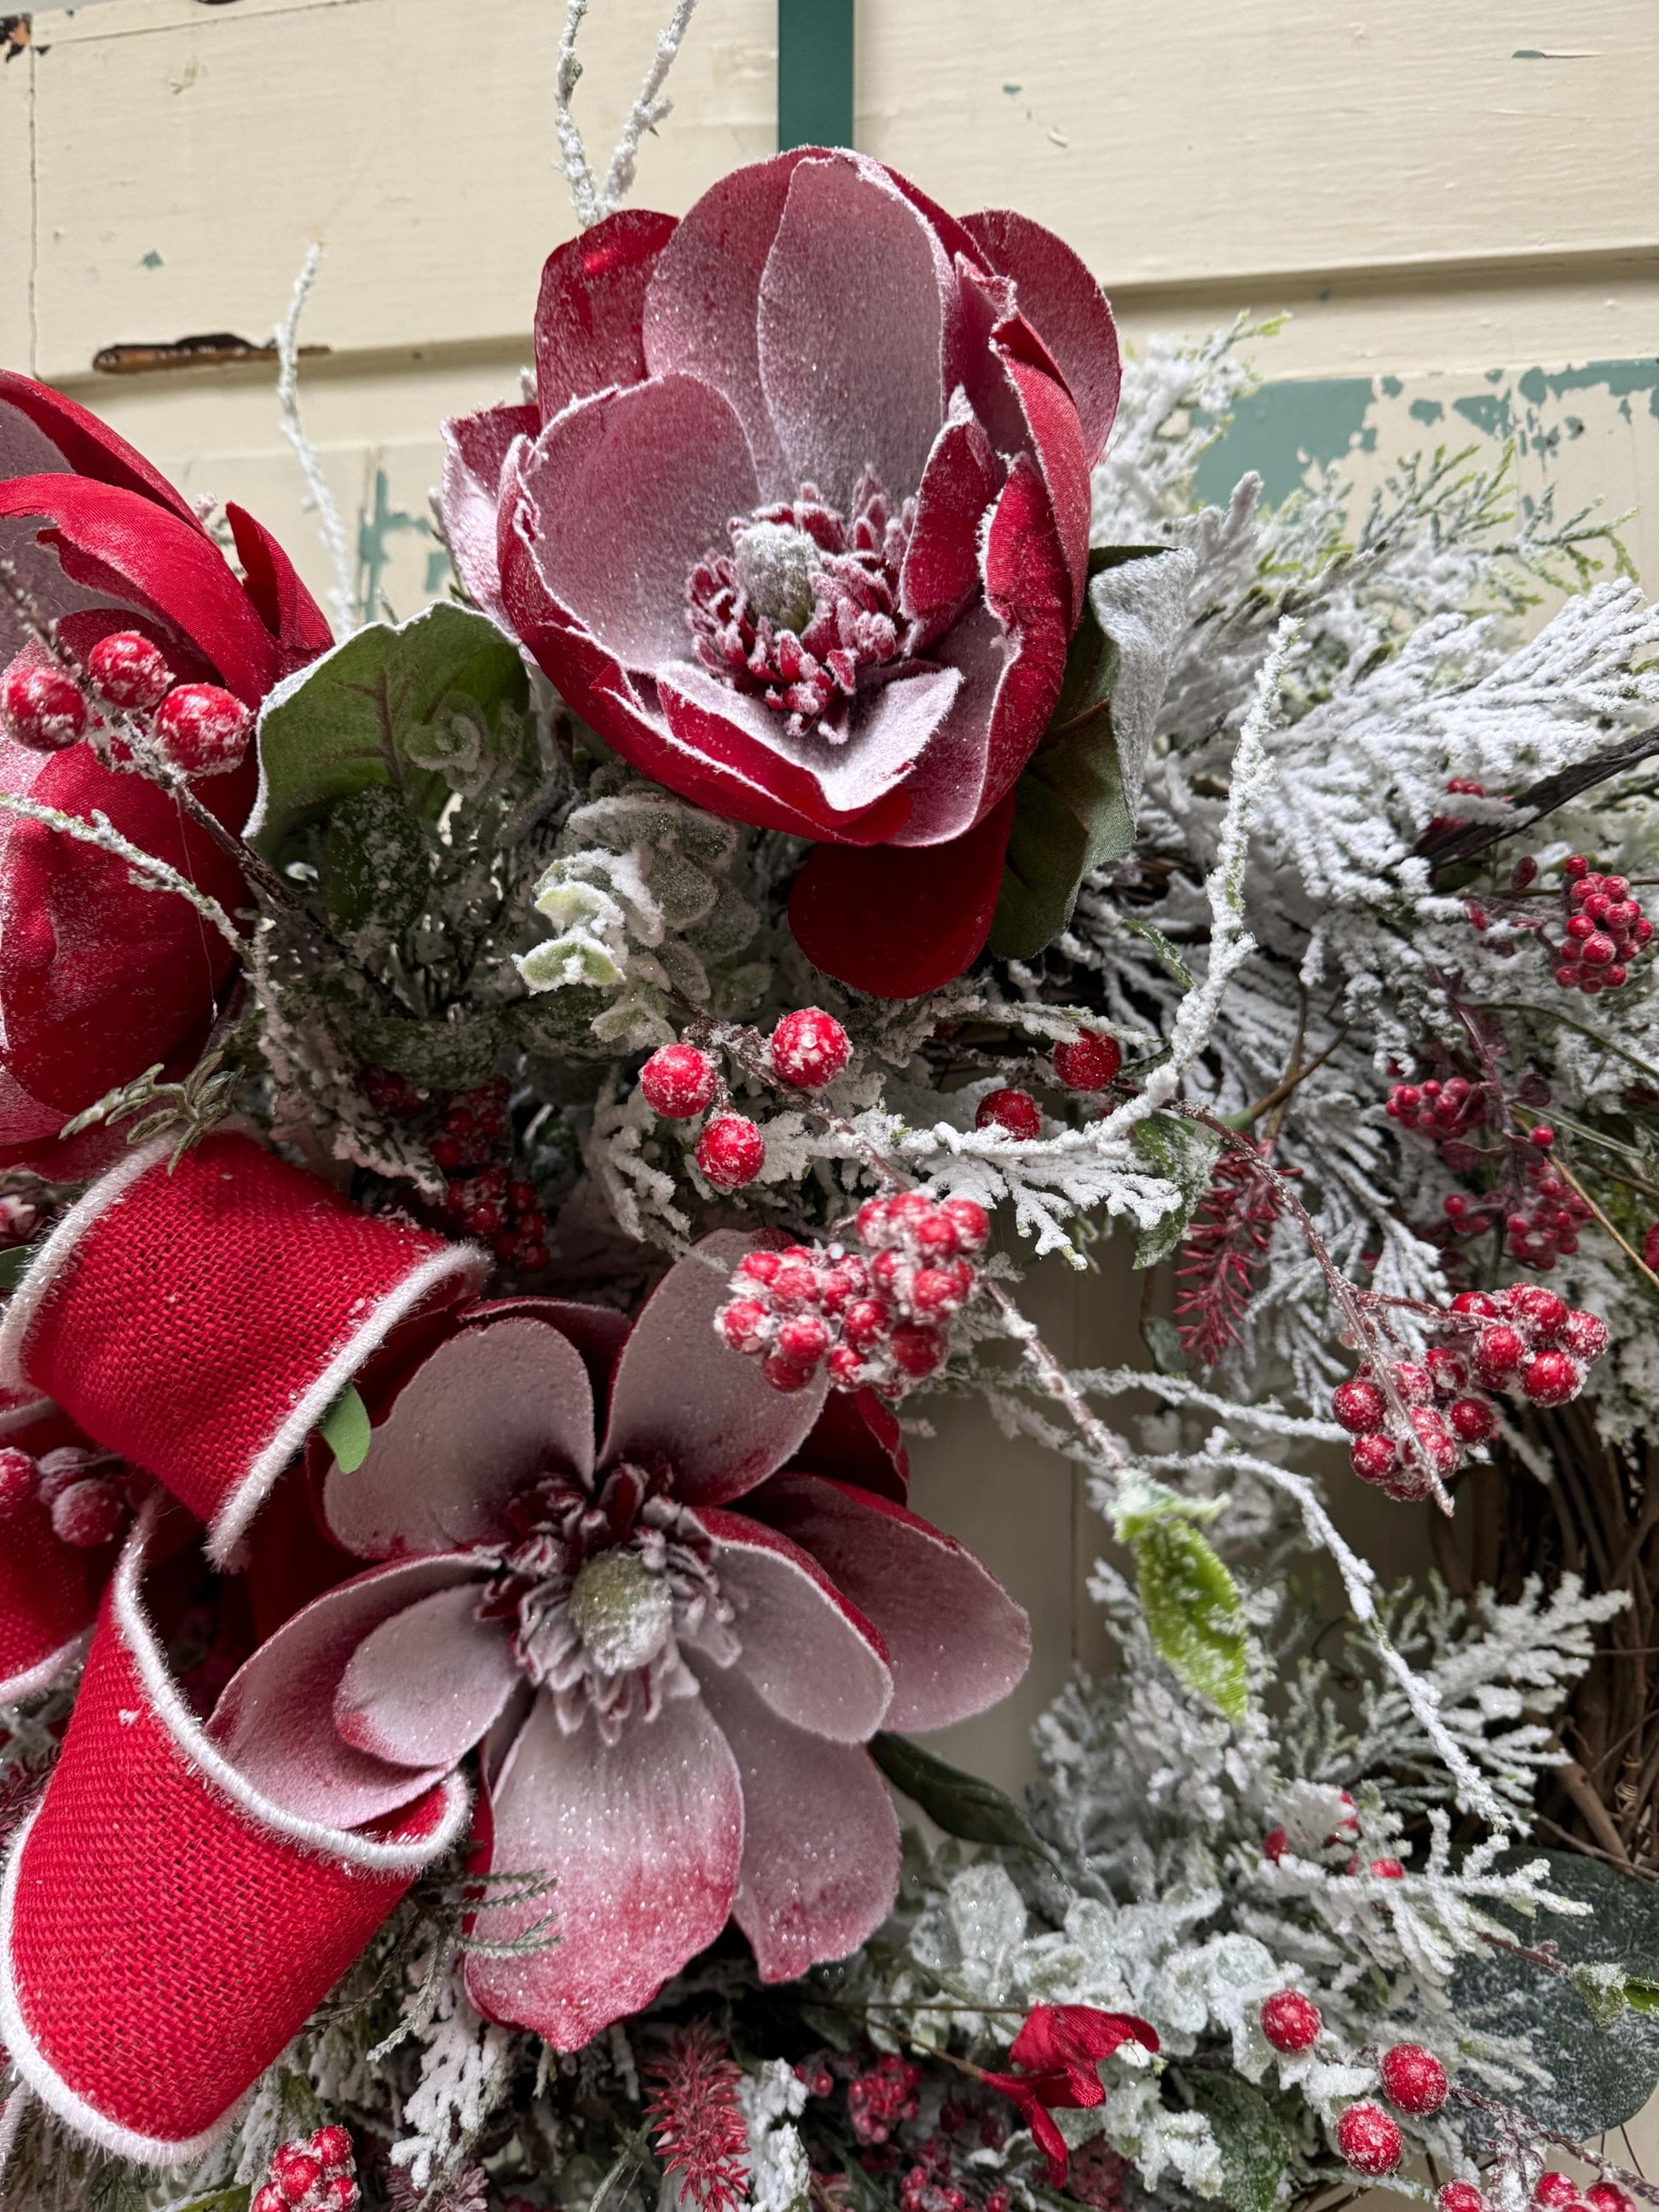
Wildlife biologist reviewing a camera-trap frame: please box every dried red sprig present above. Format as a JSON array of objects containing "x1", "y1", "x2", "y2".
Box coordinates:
[
  {"x1": 645, "y1": 2021, "x2": 750, "y2": 2212},
  {"x1": 1172, "y1": 1146, "x2": 1283, "y2": 1366}
]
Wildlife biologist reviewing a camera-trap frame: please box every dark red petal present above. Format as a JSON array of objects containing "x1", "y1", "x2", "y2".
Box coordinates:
[
  {"x1": 977, "y1": 450, "x2": 1075, "y2": 809},
  {"x1": 997, "y1": 352, "x2": 1090, "y2": 622},
  {"x1": 0, "y1": 370, "x2": 203, "y2": 526},
  {"x1": 960, "y1": 211, "x2": 1121, "y2": 465},
  {"x1": 899, "y1": 401, "x2": 1001, "y2": 649},
  {"x1": 789, "y1": 789, "x2": 1016, "y2": 997},
  {"x1": 784, "y1": 1388, "x2": 910, "y2": 1503},
  {"x1": 1009, "y1": 2005, "x2": 1160, "y2": 2076},
  {"x1": 980, "y1": 2076, "x2": 1072, "y2": 2186},
  {"x1": 535, "y1": 208, "x2": 679, "y2": 419},
  {"x1": 224, "y1": 504, "x2": 333, "y2": 674}
]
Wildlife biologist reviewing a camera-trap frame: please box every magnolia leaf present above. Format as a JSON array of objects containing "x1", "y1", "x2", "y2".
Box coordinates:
[
  {"x1": 249, "y1": 602, "x2": 529, "y2": 862},
  {"x1": 0, "y1": 1245, "x2": 33, "y2": 1292},
  {"x1": 318, "y1": 1383, "x2": 372, "y2": 1474},
  {"x1": 1125, "y1": 1514, "x2": 1248, "y2": 1722},
  {"x1": 1130, "y1": 1114, "x2": 1223, "y2": 1269},
  {"x1": 990, "y1": 544, "x2": 1194, "y2": 961},
  {"x1": 1188, "y1": 2073, "x2": 1294, "y2": 2212},
  {"x1": 869, "y1": 1734, "x2": 1054, "y2": 1862}
]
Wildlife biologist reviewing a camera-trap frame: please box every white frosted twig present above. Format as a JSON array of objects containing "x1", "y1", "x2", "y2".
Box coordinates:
[
  {"x1": 0, "y1": 793, "x2": 244, "y2": 957},
  {"x1": 274, "y1": 245, "x2": 356, "y2": 637},
  {"x1": 552, "y1": 0, "x2": 603, "y2": 226},
  {"x1": 1064, "y1": 1364, "x2": 1347, "y2": 1443},
  {"x1": 600, "y1": 0, "x2": 701, "y2": 213}
]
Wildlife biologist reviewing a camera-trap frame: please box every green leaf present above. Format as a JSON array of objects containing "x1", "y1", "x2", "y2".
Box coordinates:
[
  {"x1": 1123, "y1": 1511, "x2": 1248, "y2": 1722},
  {"x1": 869, "y1": 1734, "x2": 1054, "y2": 1861},
  {"x1": 989, "y1": 545, "x2": 1193, "y2": 961},
  {"x1": 1188, "y1": 2073, "x2": 1295, "y2": 2212},
  {"x1": 1130, "y1": 1113, "x2": 1223, "y2": 1269},
  {"x1": 1120, "y1": 914, "x2": 1194, "y2": 990},
  {"x1": 318, "y1": 783, "x2": 431, "y2": 933},
  {"x1": 248, "y1": 602, "x2": 529, "y2": 862},
  {"x1": 1142, "y1": 1312, "x2": 1191, "y2": 1377},
  {"x1": 1453, "y1": 1850, "x2": 1659, "y2": 2134},
  {"x1": 317, "y1": 1383, "x2": 372, "y2": 1474},
  {"x1": 0, "y1": 1245, "x2": 35, "y2": 1292}
]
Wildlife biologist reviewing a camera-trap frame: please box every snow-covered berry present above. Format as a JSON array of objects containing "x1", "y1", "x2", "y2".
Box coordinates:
[
  {"x1": 718, "y1": 1297, "x2": 771, "y2": 1353},
  {"x1": 640, "y1": 1042, "x2": 720, "y2": 1118},
  {"x1": 776, "y1": 1313, "x2": 830, "y2": 1366},
  {"x1": 1332, "y1": 1379, "x2": 1386, "y2": 1434},
  {"x1": 1473, "y1": 1324, "x2": 1525, "y2": 1386},
  {"x1": 271, "y1": 2148, "x2": 325, "y2": 2203},
  {"x1": 86, "y1": 629, "x2": 174, "y2": 710},
  {"x1": 1368, "y1": 1857, "x2": 1406, "y2": 1878},
  {"x1": 0, "y1": 1447, "x2": 38, "y2": 1515},
  {"x1": 1506, "y1": 1285, "x2": 1569, "y2": 1341},
  {"x1": 1260, "y1": 1990, "x2": 1321, "y2": 2052},
  {"x1": 153, "y1": 683, "x2": 252, "y2": 775},
  {"x1": 1350, "y1": 1435, "x2": 1398, "y2": 1485},
  {"x1": 309, "y1": 2124, "x2": 354, "y2": 2173},
  {"x1": 1052, "y1": 1030, "x2": 1123, "y2": 1090},
  {"x1": 1535, "y1": 2178, "x2": 1582, "y2": 2209},
  {"x1": 315, "y1": 2181, "x2": 359, "y2": 2212},
  {"x1": 697, "y1": 1113, "x2": 766, "y2": 1190},
  {"x1": 975, "y1": 1088, "x2": 1042, "y2": 1140},
  {"x1": 889, "y1": 1324, "x2": 947, "y2": 1379},
  {"x1": 49, "y1": 1477, "x2": 124, "y2": 1549},
  {"x1": 1380, "y1": 2042, "x2": 1448, "y2": 2115},
  {"x1": 1439, "y1": 2186, "x2": 1486, "y2": 2212},
  {"x1": 1, "y1": 654, "x2": 87, "y2": 750},
  {"x1": 939, "y1": 1196, "x2": 991, "y2": 1251},
  {"x1": 1562, "y1": 1308, "x2": 1610, "y2": 1361},
  {"x1": 252, "y1": 2188, "x2": 287, "y2": 2212},
  {"x1": 769, "y1": 1007, "x2": 851, "y2": 1089},
  {"x1": 1448, "y1": 1395, "x2": 1495, "y2": 1442},
  {"x1": 1521, "y1": 1349, "x2": 1584, "y2": 1406},
  {"x1": 1586, "y1": 2186, "x2": 1635, "y2": 2212},
  {"x1": 1335, "y1": 2103, "x2": 1403, "y2": 2177},
  {"x1": 761, "y1": 1353, "x2": 816, "y2": 1392}
]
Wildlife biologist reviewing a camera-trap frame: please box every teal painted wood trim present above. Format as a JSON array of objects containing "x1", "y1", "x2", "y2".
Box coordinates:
[{"x1": 777, "y1": 0, "x2": 854, "y2": 151}]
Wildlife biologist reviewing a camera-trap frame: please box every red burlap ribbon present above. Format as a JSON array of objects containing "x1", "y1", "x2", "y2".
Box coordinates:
[{"x1": 0, "y1": 1404, "x2": 113, "y2": 1701}]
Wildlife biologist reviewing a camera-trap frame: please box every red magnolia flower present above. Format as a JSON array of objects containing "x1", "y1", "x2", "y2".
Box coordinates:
[
  {"x1": 0, "y1": 1131, "x2": 1028, "y2": 2159},
  {"x1": 441, "y1": 151, "x2": 1119, "y2": 997},
  {"x1": 983, "y1": 2007, "x2": 1160, "y2": 2186},
  {"x1": 0, "y1": 375, "x2": 331, "y2": 1169}
]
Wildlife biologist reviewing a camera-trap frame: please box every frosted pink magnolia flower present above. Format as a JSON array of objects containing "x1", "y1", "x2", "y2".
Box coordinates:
[
  {"x1": 441, "y1": 150, "x2": 1119, "y2": 996},
  {"x1": 210, "y1": 1234, "x2": 1030, "y2": 2047}
]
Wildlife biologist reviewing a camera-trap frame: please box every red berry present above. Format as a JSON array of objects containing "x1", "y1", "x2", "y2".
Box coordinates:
[
  {"x1": 1564, "y1": 854, "x2": 1591, "y2": 879},
  {"x1": 1448, "y1": 1395, "x2": 1495, "y2": 1442},
  {"x1": 975, "y1": 1088, "x2": 1043, "y2": 1140},
  {"x1": 0, "y1": 1446, "x2": 38, "y2": 1515},
  {"x1": 939, "y1": 1196, "x2": 991, "y2": 1252},
  {"x1": 1263, "y1": 1825, "x2": 1287, "y2": 1863},
  {"x1": 1368, "y1": 1857, "x2": 1406, "y2": 1878},
  {"x1": 466, "y1": 1203, "x2": 504, "y2": 1237},
  {"x1": 1351, "y1": 1435, "x2": 1399, "y2": 1484},
  {"x1": 1535, "y1": 2178, "x2": 1581, "y2": 2209},
  {"x1": 1, "y1": 654, "x2": 86, "y2": 749},
  {"x1": 153, "y1": 683, "x2": 252, "y2": 774},
  {"x1": 318, "y1": 2183, "x2": 359, "y2": 2212},
  {"x1": 1332, "y1": 1379, "x2": 1386, "y2": 1434},
  {"x1": 697, "y1": 1113, "x2": 766, "y2": 1191},
  {"x1": 760, "y1": 1354, "x2": 816, "y2": 1393},
  {"x1": 1260, "y1": 1990, "x2": 1321, "y2": 2052},
  {"x1": 769, "y1": 1007, "x2": 852, "y2": 1089},
  {"x1": 86, "y1": 629, "x2": 174, "y2": 710},
  {"x1": 517, "y1": 1242, "x2": 551, "y2": 1273},
  {"x1": 273, "y1": 2150, "x2": 324, "y2": 2203},
  {"x1": 1439, "y1": 2187, "x2": 1486, "y2": 2212},
  {"x1": 889, "y1": 1324, "x2": 947, "y2": 1379},
  {"x1": 1380, "y1": 2042, "x2": 1448, "y2": 2116},
  {"x1": 1052, "y1": 1030, "x2": 1123, "y2": 1090},
  {"x1": 1450, "y1": 1290, "x2": 1499, "y2": 1318},
  {"x1": 1587, "y1": 2187, "x2": 1635, "y2": 2212},
  {"x1": 776, "y1": 1314, "x2": 830, "y2": 1366},
  {"x1": 1473, "y1": 1324, "x2": 1525, "y2": 1385},
  {"x1": 252, "y1": 2189, "x2": 287, "y2": 2212},
  {"x1": 1408, "y1": 1406, "x2": 1460, "y2": 1479},
  {"x1": 1393, "y1": 1360, "x2": 1435, "y2": 1405},
  {"x1": 719, "y1": 1298, "x2": 771, "y2": 1354},
  {"x1": 909, "y1": 1265, "x2": 969, "y2": 1318},
  {"x1": 1561, "y1": 1308, "x2": 1610, "y2": 1361},
  {"x1": 639, "y1": 1042, "x2": 718, "y2": 1119},
  {"x1": 1335, "y1": 2104, "x2": 1402, "y2": 2178},
  {"x1": 842, "y1": 1298, "x2": 890, "y2": 1352},
  {"x1": 770, "y1": 1258, "x2": 820, "y2": 1305},
  {"x1": 431, "y1": 1136, "x2": 462, "y2": 1171},
  {"x1": 309, "y1": 2125, "x2": 353, "y2": 2173},
  {"x1": 1504, "y1": 1285, "x2": 1569, "y2": 1342},
  {"x1": 1425, "y1": 1346, "x2": 1467, "y2": 1396},
  {"x1": 49, "y1": 1477, "x2": 124, "y2": 1548},
  {"x1": 1522, "y1": 1349, "x2": 1583, "y2": 1406}
]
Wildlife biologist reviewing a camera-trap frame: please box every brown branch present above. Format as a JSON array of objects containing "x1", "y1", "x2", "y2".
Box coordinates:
[{"x1": 1416, "y1": 724, "x2": 1659, "y2": 869}]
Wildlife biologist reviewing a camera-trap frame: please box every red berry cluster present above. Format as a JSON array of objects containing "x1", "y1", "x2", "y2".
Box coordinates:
[
  {"x1": 0, "y1": 637, "x2": 252, "y2": 777},
  {"x1": 0, "y1": 1444, "x2": 137, "y2": 1549},
  {"x1": 715, "y1": 1192, "x2": 990, "y2": 1400},
  {"x1": 251, "y1": 2126, "x2": 358, "y2": 2212},
  {"x1": 1534, "y1": 2179, "x2": 1634, "y2": 2212},
  {"x1": 847, "y1": 2053, "x2": 922, "y2": 2145},
  {"x1": 897, "y1": 2134, "x2": 1011, "y2": 2212},
  {"x1": 637, "y1": 1009, "x2": 854, "y2": 1194},
  {"x1": 1548, "y1": 857, "x2": 1653, "y2": 996},
  {"x1": 1385, "y1": 1074, "x2": 1487, "y2": 1145},
  {"x1": 1332, "y1": 1287, "x2": 1608, "y2": 1499},
  {"x1": 1386, "y1": 1068, "x2": 1593, "y2": 1273},
  {"x1": 360, "y1": 1068, "x2": 550, "y2": 1273},
  {"x1": 1260, "y1": 1996, "x2": 1454, "y2": 2179}
]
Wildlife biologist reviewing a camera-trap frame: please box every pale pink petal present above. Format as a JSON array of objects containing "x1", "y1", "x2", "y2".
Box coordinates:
[
  {"x1": 323, "y1": 1313, "x2": 595, "y2": 1558},
  {"x1": 439, "y1": 403, "x2": 538, "y2": 622},
  {"x1": 900, "y1": 396, "x2": 1001, "y2": 650},
  {"x1": 641, "y1": 154, "x2": 809, "y2": 499},
  {"x1": 692, "y1": 1655, "x2": 900, "y2": 1981},
  {"x1": 335, "y1": 1580, "x2": 520, "y2": 1770},
  {"x1": 602, "y1": 1233, "x2": 828, "y2": 1506},
  {"x1": 659, "y1": 661, "x2": 957, "y2": 827},
  {"x1": 697, "y1": 1507, "x2": 892, "y2": 1741},
  {"x1": 465, "y1": 1689, "x2": 742, "y2": 2047},
  {"x1": 757, "y1": 154, "x2": 954, "y2": 511},
  {"x1": 960, "y1": 210, "x2": 1121, "y2": 464},
  {"x1": 534, "y1": 208, "x2": 678, "y2": 418},
  {"x1": 521, "y1": 377, "x2": 760, "y2": 673},
  {"x1": 744, "y1": 1476, "x2": 1030, "y2": 1732},
  {"x1": 207, "y1": 1554, "x2": 485, "y2": 1826}
]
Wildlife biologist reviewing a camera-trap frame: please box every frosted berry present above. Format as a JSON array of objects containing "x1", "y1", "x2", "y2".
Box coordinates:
[
  {"x1": 1408, "y1": 1406, "x2": 1459, "y2": 1479},
  {"x1": 1260, "y1": 1990, "x2": 1321, "y2": 2053},
  {"x1": 0, "y1": 1447, "x2": 38, "y2": 1515},
  {"x1": 1351, "y1": 1434, "x2": 1399, "y2": 1484},
  {"x1": 1380, "y1": 2042, "x2": 1448, "y2": 2116},
  {"x1": 1562, "y1": 1308, "x2": 1610, "y2": 1361},
  {"x1": 309, "y1": 2126, "x2": 354, "y2": 2173},
  {"x1": 1521, "y1": 1349, "x2": 1583, "y2": 1406},
  {"x1": 1368, "y1": 1857, "x2": 1406, "y2": 1878},
  {"x1": 1263, "y1": 1825, "x2": 1287, "y2": 1863},
  {"x1": 1, "y1": 655, "x2": 86, "y2": 750},
  {"x1": 1451, "y1": 1291, "x2": 1499, "y2": 1318},
  {"x1": 1052, "y1": 1030, "x2": 1123, "y2": 1090},
  {"x1": 272, "y1": 2149, "x2": 325, "y2": 2203},
  {"x1": 940, "y1": 1196, "x2": 991, "y2": 1251},
  {"x1": 1473, "y1": 1325, "x2": 1525, "y2": 1386},
  {"x1": 316, "y1": 2182, "x2": 359, "y2": 2212},
  {"x1": 252, "y1": 2189, "x2": 287, "y2": 2212},
  {"x1": 1448, "y1": 1395, "x2": 1495, "y2": 1443},
  {"x1": 1506, "y1": 1285, "x2": 1569, "y2": 1341},
  {"x1": 776, "y1": 1314, "x2": 830, "y2": 1366},
  {"x1": 153, "y1": 683, "x2": 252, "y2": 774},
  {"x1": 1335, "y1": 2104, "x2": 1403, "y2": 2178},
  {"x1": 718, "y1": 1298, "x2": 770, "y2": 1353},
  {"x1": 639, "y1": 1042, "x2": 719, "y2": 1119},
  {"x1": 1439, "y1": 2187, "x2": 1486, "y2": 2212},
  {"x1": 760, "y1": 1354, "x2": 815, "y2": 1392},
  {"x1": 1332, "y1": 1379, "x2": 1386, "y2": 1434},
  {"x1": 697, "y1": 1113, "x2": 766, "y2": 1190},
  {"x1": 1587, "y1": 2187, "x2": 1636, "y2": 2212},
  {"x1": 975, "y1": 1088, "x2": 1042, "y2": 1140},
  {"x1": 86, "y1": 629, "x2": 174, "y2": 710},
  {"x1": 1535, "y1": 2179, "x2": 1581, "y2": 2209},
  {"x1": 769, "y1": 1007, "x2": 851, "y2": 1089},
  {"x1": 49, "y1": 1477, "x2": 124, "y2": 1549},
  {"x1": 889, "y1": 1324, "x2": 947, "y2": 1379}
]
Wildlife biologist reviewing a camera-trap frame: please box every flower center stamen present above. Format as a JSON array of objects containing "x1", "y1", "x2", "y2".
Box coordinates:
[{"x1": 568, "y1": 1549, "x2": 675, "y2": 1675}]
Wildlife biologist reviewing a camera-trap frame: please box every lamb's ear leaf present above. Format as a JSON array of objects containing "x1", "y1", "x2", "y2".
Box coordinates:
[
  {"x1": 989, "y1": 545, "x2": 1193, "y2": 960},
  {"x1": 1130, "y1": 1114, "x2": 1222, "y2": 1269},
  {"x1": 318, "y1": 1383, "x2": 372, "y2": 1475},
  {"x1": 869, "y1": 1734, "x2": 1054, "y2": 1863},
  {"x1": 1188, "y1": 2073, "x2": 1296, "y2": 2212}
]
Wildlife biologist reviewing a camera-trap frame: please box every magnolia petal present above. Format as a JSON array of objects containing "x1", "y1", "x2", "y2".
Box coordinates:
[
  {"x1": 698, "y1": 1507, "x2": 892, "y2": 1741},
  {"x1": 520, "y1": 378, "x2": 760, "y2": 673},
  {"x1": 323, "y1": 1313, "x2": 595, "y2": 1558},
  {"x1": 744, "y1": 1475, "x2": 1031, "y2": 1731},
  {"x1": 335, "y1": 1580, "x2": 519, "y2": 1770},
  {"x1": 208, "y1": 1554, "x2": 485, "y2": 1827},
  {"x1": 959, "y1": 211, "x2": 1121, "y2": 465},
  {"x1": 0, "y1": 369, "x2": 203, "y2": 523},
  {"x1": 693, "y1": 1657, "x2": 900, "y2": 1982},
  {"x1": 900, "y1": 398, "x2": 1001, "y2": 650},
  {"x1": 535, "y1": 209, "x2": 678, "y2": 419},
  {"x1": 465, "y1": 1689, "x2": 742, "y2": 2047},
  {"x1": 602, "y1": 1233, "x2": 828, "y2": 1505},
  {"x1": 757, "y1": 154, "x2": 952, "y2": 513},
  {"x1": 439, "y1": 403, "x2": 539, "y2": 623},
  {"x1": 997, "y1": 351, "x2": 1090, "y2": 621},
  {"x1": 976, "y1": 450, "x2": 1074, "y2": 813}
]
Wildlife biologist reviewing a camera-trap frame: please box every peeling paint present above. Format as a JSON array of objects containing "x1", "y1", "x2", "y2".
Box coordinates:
[{"x1": 356, "y1": 466, "x2": 437, "y2": 624}]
